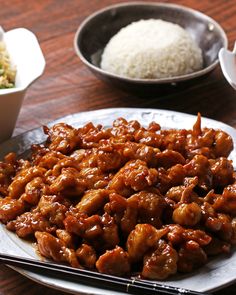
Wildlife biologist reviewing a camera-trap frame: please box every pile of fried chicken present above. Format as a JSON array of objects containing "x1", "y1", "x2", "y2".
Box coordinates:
[{"x1": 0, "y1": 114, "x2": 236, "y2": 280}]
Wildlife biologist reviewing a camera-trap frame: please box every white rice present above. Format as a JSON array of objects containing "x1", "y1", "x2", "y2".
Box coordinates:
[{"x1": 101, "y1": 19, "x2": 203, "y2": 79}]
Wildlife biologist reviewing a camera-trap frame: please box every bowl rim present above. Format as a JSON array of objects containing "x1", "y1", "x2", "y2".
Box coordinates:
[{"x1": 74, "y1": 1, "x2": 228, "y2": 84}]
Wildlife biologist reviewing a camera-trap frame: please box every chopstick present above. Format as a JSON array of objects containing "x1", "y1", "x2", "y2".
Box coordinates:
[{"x1": 0, "y1": 253, "x2": 211, "y2": 295}]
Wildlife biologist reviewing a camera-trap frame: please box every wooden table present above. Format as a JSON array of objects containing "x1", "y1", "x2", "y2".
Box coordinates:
[{"x1": 0, "y1": 0, "x2": 236, "y2": 294}]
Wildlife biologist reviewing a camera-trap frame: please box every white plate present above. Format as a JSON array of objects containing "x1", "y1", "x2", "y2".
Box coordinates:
[{"x1": 1, "y1": 108, "x2": 236, "y2": 294}]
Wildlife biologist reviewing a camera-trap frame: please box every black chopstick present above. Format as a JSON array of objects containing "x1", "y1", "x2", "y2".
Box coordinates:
[{"x1": 0, "y1": 253, "x2": 211, "y2": 295}]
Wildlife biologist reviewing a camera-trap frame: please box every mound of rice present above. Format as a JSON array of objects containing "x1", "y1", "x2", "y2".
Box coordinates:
[{"x1": 101, "y1": 19, "x2": 203, "y2": 79}]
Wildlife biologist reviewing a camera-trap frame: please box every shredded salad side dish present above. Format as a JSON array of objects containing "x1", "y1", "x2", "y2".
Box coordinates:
[{"x1": 0, "y1": 27, "x2": 16, "y2": 89}]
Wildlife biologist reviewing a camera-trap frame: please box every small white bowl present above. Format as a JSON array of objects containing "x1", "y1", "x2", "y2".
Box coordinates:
[
  {"x1": 219, "y1": 42, "x2": 236, "y2": 90},
  {"x1": 0, "y1": 28, "x2": 45, "y2": 142}
]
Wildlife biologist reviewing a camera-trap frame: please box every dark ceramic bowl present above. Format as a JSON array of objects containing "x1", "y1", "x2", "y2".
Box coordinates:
[{"x1": 74, "y1": 2, "x2": 228, "y2": 91}]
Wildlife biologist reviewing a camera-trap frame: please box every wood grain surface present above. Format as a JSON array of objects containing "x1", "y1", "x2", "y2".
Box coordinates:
[{"x1": 0, "y1": 0, "x2": 236, "y2": 294}]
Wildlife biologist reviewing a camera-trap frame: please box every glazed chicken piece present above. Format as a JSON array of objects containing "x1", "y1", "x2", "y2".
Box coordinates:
[
  {"x1": 104, "y1": 192, "x2": 128, "y2": 223},
  {"x1": 64, "y1": 210, "x2": 102, "y2": 239},
  {"x1": 35, "y1": 231, "x2": 80, "y2": 268},
  {"x1": 165, "y1": 177, "x2": 199, "y2": 204},
  {"x1": 128, "y1": 190, "x2": 166, "y2": 228},
  {"x1": 173, "y1": 202, "x2": 202, "y2": 227},
  {"x1": 99, "y1": 212, "x2": 120, "y2": 250},
  {"x1": 49, "y1": 167, "x2": 86, "y2": 197},
  {"x1": 126, "y1": 224, "x2": 168, "y2": 263},
  {"x1": 78, "y1": 122, "x2": 111, "y2": 149},
  {"x1": 210, "y1": 157, "x2": 234, "y2": 187},
  {"x1": 116, "y1": 118, "x2": 162, "y2": 148},
  {"x1": 185, "y1": 117, "x2": 215, "y2": 159},
  {"x1": 77, "y1": 144, "x2": 124, "y2": 173},
  {"x1": 160, "y1": 129, "x2": 187, "y2": 154},
  {"x1": 134, "y1": 126, "x2": 162, "y2": 147},
  {"x1": 111, "y1": 118, "x2": 141, "y2": 141},
  {"x1": 31, "y1": 146, "x2": 66, "y2": 168},
  {"x1": 155, "y1": 150, "x2": 186, "y2": 169},
  {"x1": 37, "y1": 195, "x2": 71, "y2": 227},
  {"x1": 56, "y1": 229, "x2": 75, "y2": 249},
  {"x1": 166, "y1": 224, "x2": 211, "y2": 247},
  {"x1": 96, "y1": 246, "x2": 130, "y2": 276},
  {"x1": 76, "y1": 189, "x2": 110, "y2": 215},
  {"x1": 93, "y1": 148, "x2": 124, "y2": 172},
  {"x1": 212, "y1": 183, "x2": 236, "y2": 215},
  {"x1": 201, "y1": 200, "x2": 220, "y2": 227},
  {"x1": 104, "y1": 192, "x2": 138, "y2": 236},
  {"x1": 185, "y1": 113, "x2": 233, "y2": 159},
  {"x1": 76, "y1": 243, "x2": 97, "y2": 269},
  {"x1": 7, "y1": 210, "x2": 55, "y2": 238},
  {"x1": 208, "y1": 213, "x2": 233, "y2": 242},
  {"x1": 184, "y1": 154, "x2": 213, "y2": 190},
  {"x1": 116, "y1": 141, "x2": 160, "y2": 166},
  {"x1": 213, "y1": 130, "x2": 234, "y2": 158},
  {"x1": 48, "y1": 157, "x2": 81, "y2": 178},
  {"x1": 108, "y1": 159, "x2": 158, "y2": 197},
  {"x1": 47, "y1": 156, "x2": 111, "y2": 194},
  {"x1": 177, "y1": 241, "x2": 207, "y2": 273},
  {"x1": 0, "y1": 176, "x2": 47, "y2": 223},
  {"x1": 142, "y1": 239, "x2": 178, "y2": 280},
  {"x1": 0, "y1": 152, "x2": 17, "y2": 196},
  {"x1": 156, "y1": 164, "x2": 186, "y2": 194},
  {"x1": 44, "y1": 123, "x2": 81, "y2": 154},
  {"x1": 200, "y1": 201, "x2": 235, "y2": 243},
  {"x1": 0, "y1": 197, "x2": 25, "y2": 223},
  {"x1": 79, "y1": 167, "x2": 112, "y2": 190},
  {"x1": 8, "y1": 166, "x2": 46, "y2": 199},
  {"x1": 64, "y1": 209, "x2": 119, "y2": 250},
  {"x1": 20, "y1": 176, "x2": 47, "y2": 205}
]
